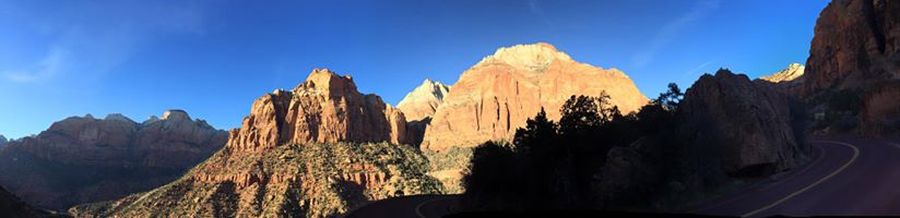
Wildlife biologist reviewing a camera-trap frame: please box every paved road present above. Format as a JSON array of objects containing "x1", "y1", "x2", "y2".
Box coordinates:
[
  {"x1": 347, "y1": 137, "x2": 900, "y2": 218},
  {"x1": 697, "y1": 137, "x2": 900, "y2": 217},
  {"x1": 345, "y1": 194, "x2": 460, "y2": 218}
]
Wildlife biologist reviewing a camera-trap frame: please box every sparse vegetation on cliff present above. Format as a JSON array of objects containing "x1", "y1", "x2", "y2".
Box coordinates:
[{"x1": 70, "y1": 142, "x2": 442, "y2": 218}]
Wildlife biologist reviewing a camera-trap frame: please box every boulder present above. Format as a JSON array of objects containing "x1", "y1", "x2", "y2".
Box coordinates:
[{"x1": 679, "y1": 70, "x2": 808, "y2": 177}]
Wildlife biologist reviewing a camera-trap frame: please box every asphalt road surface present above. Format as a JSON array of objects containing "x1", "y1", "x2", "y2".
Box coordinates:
[
  {"x1": 697, "y1": 137, "x2": 900, "y2": 217},
  {"x1": 347, "y1": 137, "x2": 900, "y2": 218}
]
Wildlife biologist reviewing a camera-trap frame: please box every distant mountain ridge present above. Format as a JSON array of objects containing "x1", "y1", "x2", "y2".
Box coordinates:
[
  {"x1": 761, "y1": 63, "x2": 805, "y2": 83},
  {"x1": 0, "y1": 110, "x2": 227, "y2": 210},
  {"x1": 70, "y1": 69, "x2": 441, "y2": 217}
]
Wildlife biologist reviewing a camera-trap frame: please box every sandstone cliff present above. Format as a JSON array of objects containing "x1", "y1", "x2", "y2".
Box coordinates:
[
  {"x1": 761, "y1": 63, "x2": 805, "y2": 84},
  {"x1": 861, "y1": 80, "x2": 900, "y2": 135},
  {"x1": 422, "y1": 43, "x2": 649, "y2": 151},
  {"x1": 0, "y1": 110, "x2": 227, "y2": 210},
  {"x1": 70, "y1": 69, "x2": 441, "y2": 218},
  {"x1": 227, "y1": 68, "x2": 408, "y2": 152},
  {"x1": 803, "y1": 0, "x2": 898, "y2": 96},
  {"x1": 397, "y1": 79, "x2": 451, "y2": 146},
  {"x1": 397, "y1": 79, "x2": 451, "y2": 122},
  {"x1": 797, "y1": 0, "x2": 899, "y2": 135},
  {"x1": 680, "y1": 69, "x2": 808, "y2": 176}
]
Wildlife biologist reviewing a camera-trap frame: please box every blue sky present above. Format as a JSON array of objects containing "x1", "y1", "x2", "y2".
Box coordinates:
[{"x1": 0, "y1": 0, "x2": 829, "y2": 138}]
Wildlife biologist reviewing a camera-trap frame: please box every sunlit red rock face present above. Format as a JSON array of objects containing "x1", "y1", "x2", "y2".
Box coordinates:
[
  {"x1": 227, "y1": 68, "x2": 409, "y2": 152},
  {"x1": 397, "y1": 79, "x2": 451, "y2": 122},
  {"x1": 421, "y1": 43, "x2": 649, "y2": 151},
  {"x1": 0, "y1": 111, "x2": 226, "y2": 210},
  {"x1": 802, "y1": 0, "x2": 899, "y2": 96},
  {"x1": 761, "y1": 63, "x2": 806, "y2": 84},
  {"x1": 69, "y1": 69, "x2": 441, "y2": 218},
  {"x1": 397, "y1": 79, "x2": 451, "y2": 145}
]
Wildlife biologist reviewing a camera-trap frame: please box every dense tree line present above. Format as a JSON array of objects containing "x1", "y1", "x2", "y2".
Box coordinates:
[{"x1": 462, "y1": 84, "x2": 685, "y2": 210}]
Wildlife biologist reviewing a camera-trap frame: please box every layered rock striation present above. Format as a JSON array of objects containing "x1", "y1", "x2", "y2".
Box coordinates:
[
  {"x1": 397, "y1": 79, "x2": 451, "y2": 146},
  {"x1": 397, "y1": 79, "x2": 451, "y2": 122},
  {"x1": 802, "y1": 0, "x2": 899, "y2": 96},
  {"x1": 0, "y1": 110, "x2": 227, "y2": 210},
  {"x1": 422, "y1": 43, "x2": 649, "y2": 150},
  {"x1": 227, "y1": 69, "x2": 409, "y2": 152}
]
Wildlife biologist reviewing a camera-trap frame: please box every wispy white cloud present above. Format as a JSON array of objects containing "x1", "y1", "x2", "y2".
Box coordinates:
[
  {"x1": 0, "y1": 1, "x2": 208, "y2": 83},
  {"x1": 632, "y1": 0, "x2": 720, "y2": 68},
  {"x1": 681, "y1": 60, "x2": 715, "y2": 78},
  {"x1": 528, "y1": 0, "x2": 553, "y2": 25},
  {"x1": 3, "y1": 48, "x2": 68, "y2": 82}
]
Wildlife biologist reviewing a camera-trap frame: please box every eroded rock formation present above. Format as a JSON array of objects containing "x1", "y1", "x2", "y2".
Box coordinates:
[
  {"x1": 802, "y1": 0, "x2": 898, "y2": 96},
  {"x1": 397, "y1": 79, "x2": 451, "y2": 122},
  {"x1": 761, "y1": 63, "x2": 805, "y2": 84},
  {"x1": 680, "y1": 70, "x2": 808, "y2": 176},
  {"x1": 227, "y1": 69, "x2": 409, "y2": 152},
  {"x1": 861, "y1": 81, "x2": 900, "y2": 135},
  {"x1": 0, "y1": 110, "x2": 226, "y2": 210},
  {"x1": 422, "y1": 43, "x2": 648, "y2": 151},
  {"x1": 397, "y1": 79, "x2": 451, "y2": 146},
  {"x1": 69, "y1": 69, "x2": 441, "y2": 218}
]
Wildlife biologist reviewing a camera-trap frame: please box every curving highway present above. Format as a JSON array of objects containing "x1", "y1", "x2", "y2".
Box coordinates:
[
  {"x1": 347, "y1": 137, "x2": 900, "y2": 217},
  {"x1": 696, "y1": 137, "x2": 900, "y2": 217}
]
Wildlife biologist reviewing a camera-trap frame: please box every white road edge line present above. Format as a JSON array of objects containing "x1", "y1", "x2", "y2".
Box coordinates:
[
  {"x1": 889, "y1": 142, "x2": 900, "y2": 150},
  {"x1": 741, "y1": 141, "x2": 860, "y2": 218},
  {"x1": 415, "y1": 197, "x2": 443, "y2": 218}
]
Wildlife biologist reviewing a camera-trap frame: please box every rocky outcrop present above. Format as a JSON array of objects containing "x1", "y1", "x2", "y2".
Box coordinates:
[
  {"x1": 680, "y1": 69, "x2": 808, "y2": 176},
  {"x1": 397, "y1": 79, "x2": 451, "y2": 146},
  {"x1": 802, "y1": 0, "x2": 899, "y2": 96},
  {"x1": 861, "y1": 81, "x2": 900, "y2": 135},
  {"x1": 227, "y1": 69, "x2": 409, "y2": 152},
  {"x1": 397, "y1": 79, "x2": 451, "y2": 122},
  {"x1": 0, "y1": 110, "x2": 226, "y2": 210},
  {"x1": 70, "y1": 69, "x2": 441, "y2": 218},
  {"x1": 422, "y1": 43, "x2": 649, "y2": 150},
  {"x1": 761, "y1": 63, "x2": 805, "y2": 84}
]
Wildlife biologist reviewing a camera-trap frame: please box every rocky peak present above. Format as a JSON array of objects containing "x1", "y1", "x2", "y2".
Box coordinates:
[
  {"x1": 295, "y1": 68, "x2": 359, "y2": 98},
  {"x1": 476, "y1": 42, "x2": 574, "y2": 73},
  {"x1": 397, "y1": 79, "x2": 451, "y2": 122},
  {"x1": 227, "y1": 68, "x2": 408, "y2": 152},
  {"x1": 761, "y1": 63, "x2": 805, "y2": 83},
  {"x1": 105, "y1": 113, "x2": 134, "y2": 122},
  {"x1": 142, "y1": 115, "x2": 160, "y2": 125},
  {"x1": 422, "y1": 43, "x2": 649, "y2": 151},
  {"x1": 161, "y1": 109, "x2": 191, "y2": 121},
  {"x1": 0, "y1": 110, "x2": 226, "y2": 209}
]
